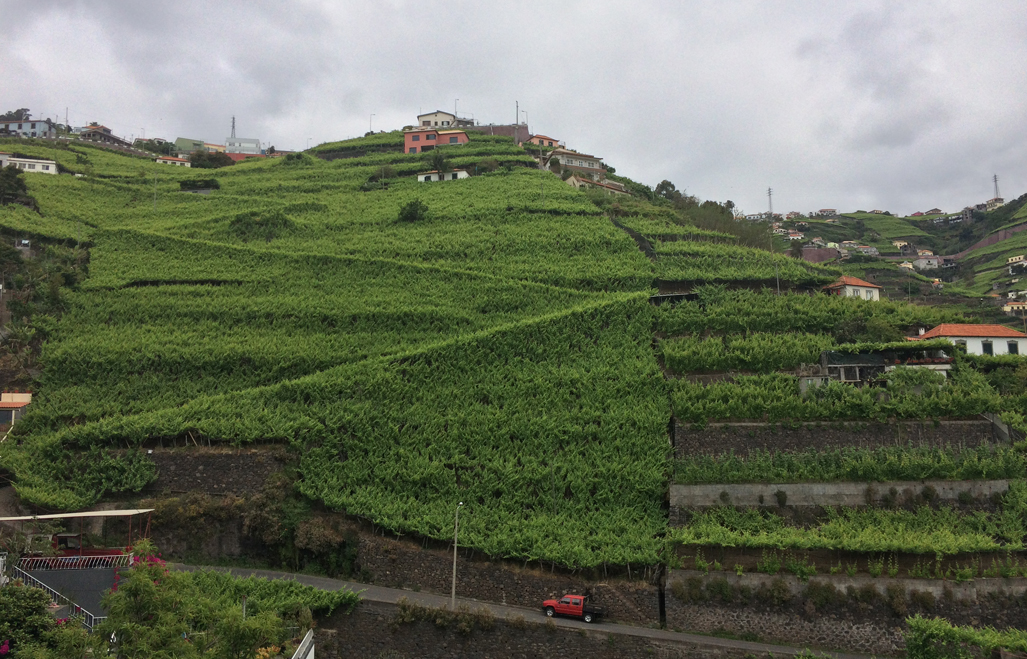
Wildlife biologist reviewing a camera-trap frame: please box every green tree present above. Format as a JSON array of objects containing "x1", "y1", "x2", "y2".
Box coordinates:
[
  {"x1": 0, "y1": 108, "x2": 30, "y2": 121},
  {"x1": 189, "y1": 151, "x2": 235, "y2": 169},
  {"x1": 789, "y1": 240, "x2": 805, "y2": 258},
  {"x1": 0, "y1": 165, "x2": 28, "y2": 205},
  {"x1": 0, "y1": 582, "x2": 89, "y2": 657},
  {"x1": 428, "y1": 150, "x2": 449, "y2": 177}
]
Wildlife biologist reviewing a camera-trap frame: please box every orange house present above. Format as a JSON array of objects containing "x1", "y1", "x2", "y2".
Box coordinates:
[
  {"x1": 404, "y1": 129, "x2": 468, "y2": 154},
  {"x1": 525, "y1": 134, "x2": 560, "y2": 147}
]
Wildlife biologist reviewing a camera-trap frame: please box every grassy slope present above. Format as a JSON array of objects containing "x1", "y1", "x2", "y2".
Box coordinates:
[{"x1": 0, "y1": 134, "x2": 669, "y2": 567}]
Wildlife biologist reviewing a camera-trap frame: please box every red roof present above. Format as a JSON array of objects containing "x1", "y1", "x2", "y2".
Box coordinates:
[
  {"x1": 0, "y1": 401, "x2": 30, "y2": 409},
  {"x1": 824, "y1": 275, "x2": 882, "y2": 290},
  {"x1": 917, "y1": 324, "x2": 1027, "y2": 340},
  {"x1": 224, "y1": 152, "x2": 265, "y2": 162}
]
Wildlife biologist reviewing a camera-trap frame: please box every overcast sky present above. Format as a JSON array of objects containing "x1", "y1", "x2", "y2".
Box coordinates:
[{"x1": 3, "y1": 0, "x2": 1024, "y2": 215}]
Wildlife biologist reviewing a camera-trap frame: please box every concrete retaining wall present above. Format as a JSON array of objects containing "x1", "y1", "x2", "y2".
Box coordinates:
[
  {"x1": 670, "y1": 479, "x2": 1009, "y2": 511},
  {"x1": 675, "y1": 420, "x2": 997, "y2": 458},
  {"x1": 357, "y1": 532, "x2": 660, "y2": 627},
  {"x1": 669, "y1": 569, "x2": 1027, "y2": 602},
  {"x1": 317, "y1": 599, "x2": 772, "y2": 659},
  {"x1": 666, "y1": 570, "x2": 1027, "y2": 655}
]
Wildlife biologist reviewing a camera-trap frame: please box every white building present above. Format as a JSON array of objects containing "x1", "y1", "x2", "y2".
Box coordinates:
[
  {"x1": 548, "y1": 148, "x2": 603, "y2": 176},
  {"x1": 913, "y1": 256, "x2": 940, "y2": 270},
  {"x1": 824, "y1": 275, "x2": 882, "y2": 301},
  {"x1": 915, "y1": 324, "x2": 1027, "y2": 356},
  {"x1": 416, "y1": 110, "x2": 474, "y2": 127},
  {"x1": 0, "y1": 118, "x2": 55, "y2": 138},
  {"x1": 1, "y1": 154, "x2": 57, "y2": 174},
  {"x1": 225, "y1": 137, "x2": 261, "y2": 154},
  {"x1": 156, "y1": 156, "x2": 191, "y2": 167},
  {"x1": 417, "y1": 169, "x2": 470, "y2": 182}
]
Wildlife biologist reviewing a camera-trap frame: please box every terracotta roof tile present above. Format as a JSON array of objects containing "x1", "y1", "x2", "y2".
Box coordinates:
[
  {"x1": 917, "y1": 324, "x2": 1027, "y2": 339},
  {"x1": 824, "y1": 275, "x2": 883, "y2": 289}
]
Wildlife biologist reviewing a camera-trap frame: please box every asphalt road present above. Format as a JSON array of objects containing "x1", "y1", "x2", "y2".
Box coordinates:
[{"x1": 173, "y1": 563, "x2": 879, "y2": 659}]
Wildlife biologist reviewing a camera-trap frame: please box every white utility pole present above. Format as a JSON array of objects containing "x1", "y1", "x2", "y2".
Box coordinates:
[{"x1": 451, "y1": 502, "x2": 464, "y2": 610}]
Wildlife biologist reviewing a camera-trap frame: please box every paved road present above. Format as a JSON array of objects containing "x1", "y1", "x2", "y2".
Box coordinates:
[{"x1": 173, "y1": 564, "x2": 879, "y2": 659}]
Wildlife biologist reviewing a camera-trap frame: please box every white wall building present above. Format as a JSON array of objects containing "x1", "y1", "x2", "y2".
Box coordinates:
[
  {"x1": 417, "y1": 169, "x2": 470, "y2": 182},
  {"x1": 824, "y1": 275, "x2": 882, "y2": 301},
  {"x1": 225, "y1": 137, "x2": 261, "y2": 154},
  {"x1": 156, "y1": 156, "x2": 191, "y2": 167},
  {"x1": 2, "y1": 155, "x2": 57, "y2": 174},
  {"x1": 913, "y1": 256, "x2": 940, "y2": 270},
  {"x1": 916, "y1": 324, "x2": 1027, "y2": 356}
]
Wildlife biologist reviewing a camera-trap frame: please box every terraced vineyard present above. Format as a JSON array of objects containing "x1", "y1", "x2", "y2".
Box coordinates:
[
  {"x1": 0, "y1": 135, "x2": 667, "y2": 568},
  {"x1": 4, "y1": 134, "x2": 1027, "y2": 652}
]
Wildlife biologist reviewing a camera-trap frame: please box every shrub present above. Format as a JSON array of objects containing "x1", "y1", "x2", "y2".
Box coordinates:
[{"x1": 398, "y1": 199, "x2": 429, "y2": 223}]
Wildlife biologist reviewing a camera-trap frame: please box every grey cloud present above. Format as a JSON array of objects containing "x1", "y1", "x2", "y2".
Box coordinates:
[{"x1": 2, "y1": 0, "x2": 1026, "y2": 214}]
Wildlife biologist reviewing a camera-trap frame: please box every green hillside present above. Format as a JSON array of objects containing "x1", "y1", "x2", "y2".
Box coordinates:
[{"x1": 2, "y1": 134, "x2": 1026, "y2": 580}]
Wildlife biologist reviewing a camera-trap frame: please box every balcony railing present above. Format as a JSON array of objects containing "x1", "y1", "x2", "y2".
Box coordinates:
[
  {"x1": 12, "y1": 566, "x2": 107, "y2": 631},
  {"x1": 18, "y1": 553, "x2": 134, "y2": 571}
]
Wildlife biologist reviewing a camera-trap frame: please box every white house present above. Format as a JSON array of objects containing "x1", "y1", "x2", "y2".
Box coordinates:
[
  {"x1": 915, "y1": 324, "x2": 1027, "y2": 356},
  {"x1": 416, "y1": 110, "x2": 474, "y2": 128},
  {"x1": 548, "y1": 148, "x2": 603, "y2": 176},
  {"x1": 0, "y1": 391, "x2": 32, "y2": 426},
  {"x1": 155, "y1": 156, "x2": 191, "y2": 167},
  {"x1": 0, "y1": 118, "x2": 55, "y2": 138},
  {"x1": 1003, "y1": 301, "x2": 1027, "y2": 315},
  {"x1": 913, "y1": 256, "x2": 940, "y2": 270},
  {"x1": 824, "y1": 275, "x2": 882, "y2": 301},
  {"x1": 2, "y1": 155, "x2": 57, "y2": 174},
  {"x1": 417, "y1": 169, "x2": 470, "y2": 182}
]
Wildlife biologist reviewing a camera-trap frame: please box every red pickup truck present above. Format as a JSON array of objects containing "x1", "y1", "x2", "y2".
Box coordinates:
[{"x1": 542, "y1": 594, "x2": 602, "y2": 623}]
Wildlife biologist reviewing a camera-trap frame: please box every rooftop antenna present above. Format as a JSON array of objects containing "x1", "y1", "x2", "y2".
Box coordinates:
[
  {"x1": 231, "y1": 116, "x2": 236, "y2": 139},
  {"x1": 767, "y1": 187, "x2": 773, "y2": 215},
  {"x1": 994, "y1": 174, "x2": 1001, "y2": 200}
]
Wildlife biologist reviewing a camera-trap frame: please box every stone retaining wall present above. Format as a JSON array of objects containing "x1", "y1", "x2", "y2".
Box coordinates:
[
  {"x1": 144, "y1": 447, "x2": 287, "y2": 496},
  {"x1": 357, "y1": 532, "x2": 660, "y2": 627},
  {"x1": 666, "y1": 570, "x2": 1027, "y2": 655},
  {"x1": 675, "y1": 420, "x2": 996, "y2": 458},
  {"x1": 316, "y1": 599, "x2": 768, "y2": 659},
  {"x1": 669, "y1": 478, "x2": 1009, "y2": 517}
]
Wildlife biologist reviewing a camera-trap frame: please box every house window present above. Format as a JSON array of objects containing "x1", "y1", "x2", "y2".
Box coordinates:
[
  {"x1": 422, "y1": 121, "x2": 430, "y2": 126},
  {"x1": 982, "y1": 341, "x2": 994, "y2": 356},
  {"x1": 865, "y1": 290, "x2": 873, "y2": 300},
  {"x1": 548, "y1": 141, "x2": 553, "y2": 146},
  {"x1": 27, "y1": 164, "x2": 35, "y2": 169},
  {"x1": 449, "y1": 136, "x2": 458, "y2": 143},
  {"x1": 427, "y1": 134, "x2": 436, "y2": 140},
  {"x1": 424, "y1": 175, "x2": 432, "y2": 182},
  {"x1": 409, "y1": 147, "x2": 417, "y2": 153},
  {"x1": 412, "y1": 135, "x2": 420, "y2": 141},
  {"x1": 42, "y1": 165, "x2": 49, "y2": 170},
  {"x1": 1009, "y1": 342, "x2": 1020, "y2": 355},
  {"x1": 443, "y1": 121, "x2": 450, "y2": 126},
  {"x1": 451, "y1": 172, "x2": 458, "y2": 180}
]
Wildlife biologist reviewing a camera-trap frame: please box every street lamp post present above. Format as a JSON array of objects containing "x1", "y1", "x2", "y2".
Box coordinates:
[{"x1": 451, "y1": 502, "x2": 463, "y2": 610}]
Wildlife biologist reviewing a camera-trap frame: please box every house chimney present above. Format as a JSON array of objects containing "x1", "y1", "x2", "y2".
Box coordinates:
[{"x1": 918, "y1": 328, "x2": 926, "y2": 336}]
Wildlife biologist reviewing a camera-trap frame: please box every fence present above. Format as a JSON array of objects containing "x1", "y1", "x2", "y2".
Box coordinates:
[
  {"x1": 11, "y1": 566, "x2": 106, "y2": 630},
  {"x1": 18, "y1": 553, "x2": 133, "y2": 571},
  {"x1": 290, "y1": 629, "x2": 315, "y2": 659},
  {"x1": 0, "y1": 551, "x2": 7, "y2": 586}
]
